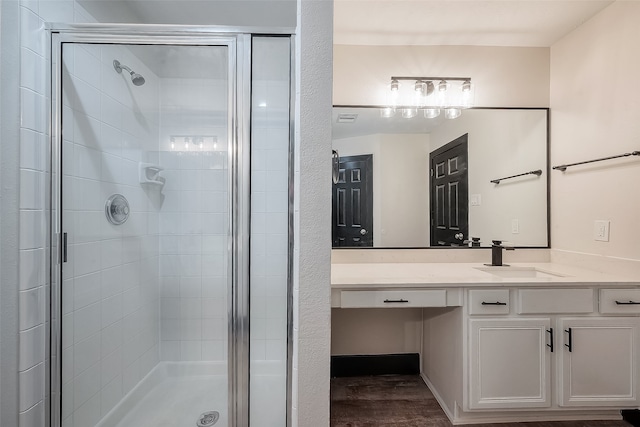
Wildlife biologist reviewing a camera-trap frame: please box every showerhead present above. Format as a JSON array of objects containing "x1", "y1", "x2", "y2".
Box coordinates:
[
  {"x1": 113, "y1": 59, "x2": 146, "y2": 86},
  {"x1": 130, "y1": 73, "x2": 145, "y2": 86}
]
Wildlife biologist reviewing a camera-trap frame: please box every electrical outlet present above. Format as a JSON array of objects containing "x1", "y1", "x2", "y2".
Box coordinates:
[
  {"x1": 594, "y1": 220, "x2": 610, "y2": 242},
  {"x1": 511, "y1": 219, "x2": 520, "y2": 234}
]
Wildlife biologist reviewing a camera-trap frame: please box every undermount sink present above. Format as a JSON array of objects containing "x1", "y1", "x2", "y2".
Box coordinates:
[{"x1": 475, "y1": 266, "x2": 567, "y2": 279}]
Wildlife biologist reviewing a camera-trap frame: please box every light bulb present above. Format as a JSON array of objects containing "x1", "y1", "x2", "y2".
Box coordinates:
[
  {"x1": 461, "y1": 80, "x2": 471, "y2": 92},
  {"x1": 438, "y1": 80, "x2": 448, "y2": 92},
  {"x1": 424, "y1": 108, "x2": 441, "y2": 119},
  {"x1": 414, "y1": 80, "x2": 425, "y2": 93},
  {"x1": 390, "y1": 79, "x2": 399, "y2": 92},
  {"x1": 445, "y1": 108, "x2": 461, "y2": 119},
  {"x1": 425, "y1": 81, "x2": 434, "y2": 96},
  {"x1": 402, "y1": 108, "x2": 417, "y2": 119},
  {"x1": 380, "y1": 107, "x2": 396, "y2": 118}
]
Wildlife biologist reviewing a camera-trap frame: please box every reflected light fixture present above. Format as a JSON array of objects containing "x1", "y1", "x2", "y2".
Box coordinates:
[
  {"x1": 402, "y1": 108, "x2": 417, "y2": 119},
  {"x1": 445, "y1": 108, "x2": 462, "y2": 119},
  {"x1": 424, "y1": 108, "x2": 441, "y2": 119},
  {"x1": 383, "y1": 76, "x2": 474, "y2": 120},
  {"x1": 380, "y1": 107, "x2": 396, "y2": 118}
]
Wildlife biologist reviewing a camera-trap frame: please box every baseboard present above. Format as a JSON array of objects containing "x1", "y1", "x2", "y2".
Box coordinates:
[{"x1": 331, "y1": 353, "x2": 420, "y2": 377}]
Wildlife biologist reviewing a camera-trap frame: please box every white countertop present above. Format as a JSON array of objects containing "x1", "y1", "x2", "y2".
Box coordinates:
[{"x1": 331, "y1": 262, "x2": 640, "y2": 289}]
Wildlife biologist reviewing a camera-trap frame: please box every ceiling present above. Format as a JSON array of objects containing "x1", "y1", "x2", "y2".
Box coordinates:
[
  {"x1": 334, "y1": 0, "x2": 614, "y2": 47},
  {"x1": 79, "y1": 0, "x2": 615, "y2": 48},
  {"x1": 78, "y1": 0, "x2": 296, "y2": 27}
]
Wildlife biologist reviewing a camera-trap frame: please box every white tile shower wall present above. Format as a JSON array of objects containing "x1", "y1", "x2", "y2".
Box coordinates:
[
  {"x1": 17, "y1": 2, "x2": 95, "y2": 426},
  {"x1": 250, "y1": 36, "x2": 290, "y2": 427},
  {"x1": 17, "y1": 2, "x2": 105, "y2": 425},
  {"x1": 60, "y1": 43, "x2": 162, "y2": 426},
  {"x1": 157, "y1": 76, "x2": 229, "y2": 362}
]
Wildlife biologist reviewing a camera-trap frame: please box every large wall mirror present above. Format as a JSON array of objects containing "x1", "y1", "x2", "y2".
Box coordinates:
[{"x1": 332, "y1": 107, "x2": 549, "y2": 248}]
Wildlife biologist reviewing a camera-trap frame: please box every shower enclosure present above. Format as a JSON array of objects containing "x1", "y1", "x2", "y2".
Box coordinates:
[{"x1": 49, "y1": 26, "x2": 292, "y2": 427}]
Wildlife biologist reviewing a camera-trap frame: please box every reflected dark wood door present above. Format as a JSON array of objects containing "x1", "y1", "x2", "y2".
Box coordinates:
[
  {"x1": 429, "y1": 134, "x2": 469, "y2": 246},
  {"x1": 333, "y1": 155, "x2": 373, "y2": 247}
]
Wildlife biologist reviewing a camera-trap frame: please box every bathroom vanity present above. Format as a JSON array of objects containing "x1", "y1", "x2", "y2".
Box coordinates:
[{"x1": 331, "y1": 262, "x2": 640, "y2": 424}]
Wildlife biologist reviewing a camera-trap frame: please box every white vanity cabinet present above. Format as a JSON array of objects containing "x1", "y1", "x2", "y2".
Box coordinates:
[
  {"x1": 468, "y1": 317, "x2": 552, "y2": 409},
  {"x1": 558, "y1": 317, "x2": 640, "y2": 407},
  {"x1": 465, "y1": 288, "x2": 640, "y2": 412}
]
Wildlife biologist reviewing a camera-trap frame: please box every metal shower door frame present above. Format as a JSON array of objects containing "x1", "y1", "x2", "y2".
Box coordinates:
[{"x1": 47, "y1": 24, "x2": 287, "y2": 427}]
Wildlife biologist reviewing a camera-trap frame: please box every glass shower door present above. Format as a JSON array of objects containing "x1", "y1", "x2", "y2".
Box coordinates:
[{"x1": 57, "y1": 40, "x2": 232, "y2": 427}]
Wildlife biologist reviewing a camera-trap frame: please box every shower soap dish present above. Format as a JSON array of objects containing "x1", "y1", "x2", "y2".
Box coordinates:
[{"x1": 139, "y1": 162, "x2": 165, "y2": 186}]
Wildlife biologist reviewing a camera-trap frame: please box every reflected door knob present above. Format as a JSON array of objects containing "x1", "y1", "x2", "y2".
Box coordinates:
[
  {"x1": 455, "y1": 233, "x2": 464, "y2": 240},
  {"x1": 360, "y1": 229, "x2": 368, "y2": 235}
]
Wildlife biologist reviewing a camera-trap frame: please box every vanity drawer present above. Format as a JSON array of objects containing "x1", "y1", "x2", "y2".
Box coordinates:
[
  {"x1": 517, "y1": 288, "x2": 594, "y2": 314},
  {"x1": 600, "y1": 289, "x2": 640, "y2": 314},
  {"x1": 469, "y1": 289, "x2": 510, "y2": 315},
  {"x1": 340, "y1": 290, "x2": 447, "y2": 308}
]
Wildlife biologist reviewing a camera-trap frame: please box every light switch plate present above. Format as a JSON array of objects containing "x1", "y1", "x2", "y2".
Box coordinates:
[
  {"x1": 470, "y1": 194, "x2": 481, "y2": 206},
  {"x1": 511, "y1": 219, "x2": 520, "y2": 234},
  {"x1": 594, "y1": 220, "x2": 610, "y2": 242}
]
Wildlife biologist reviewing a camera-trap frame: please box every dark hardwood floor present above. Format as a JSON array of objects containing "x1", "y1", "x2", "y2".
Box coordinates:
[{"x1": 331, "y1": 375, "x2": 632, "y2": 427}]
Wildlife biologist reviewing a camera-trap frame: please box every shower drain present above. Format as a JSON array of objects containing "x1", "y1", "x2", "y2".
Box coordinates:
[{"x1": 197, "y1": 411, "x2": 220, "y2": 427}]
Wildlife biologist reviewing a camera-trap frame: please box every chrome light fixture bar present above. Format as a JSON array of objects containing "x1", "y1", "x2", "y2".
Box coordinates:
[{"x1": 383, "y1": 76, "x2": 474, "y2": 120}]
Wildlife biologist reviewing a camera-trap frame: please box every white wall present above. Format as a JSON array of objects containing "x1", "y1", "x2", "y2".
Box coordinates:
[
  {"x1": 333, "y1": 133, "x2": 430, "y2": 247},
  {"x1": 550, "y1": 1, "x2": 640, "y2": 268},
  {"x1": 331, "y1": 309, "x2": 422, "y2": 355},
  {"x1": 429, "y1": 109, "x2": 548, "y2": 247},
  {"x1": 293, "y1": 0, "x2": 333, "y2": 426},
  {"x1": 334, "y1": 45, "x2": 550, "y2": 107}
]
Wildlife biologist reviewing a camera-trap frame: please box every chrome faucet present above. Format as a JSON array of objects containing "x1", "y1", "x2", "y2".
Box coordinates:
[{"x1": 488, "y1": 240, "x2": 514, "y2": 266}]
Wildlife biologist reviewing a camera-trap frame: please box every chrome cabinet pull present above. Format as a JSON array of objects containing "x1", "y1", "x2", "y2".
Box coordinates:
[
  {"x1": 615, "y1": 300, "x2": 640, "y2": 305},
  {"x1": 481, "y1": 301, "x2": 507, "y2": 306},
  {"x1": 384, "y1": 299, "x2": 408, "y2": 303},
  {"x1": 546, "y1": 328, "x2": 554, "y2": 352},
  {"x1": 564, "y1": 328, "x2": 572, "y2": 352}
]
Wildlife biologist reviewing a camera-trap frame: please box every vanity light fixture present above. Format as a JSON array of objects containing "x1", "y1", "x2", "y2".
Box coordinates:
[{"x1": 384, "y1": 76, "x2": 474, "y2": 120}]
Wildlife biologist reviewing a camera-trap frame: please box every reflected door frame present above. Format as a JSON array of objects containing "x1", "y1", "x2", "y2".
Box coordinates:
[
  {"x1": 429, "y1": 134, "x2": 469, "y2": 246},
  {"x1": 332, "y1": 154, "x2": 373, "y2": 247}
]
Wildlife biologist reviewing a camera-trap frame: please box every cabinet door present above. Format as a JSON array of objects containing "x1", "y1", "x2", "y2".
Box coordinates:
[
  {"x1": 468, "y1": 318, "x2": 552, "y2": 409},
  {"x1": 558, "y1": 317, "x2": 640, "y2": 407}
]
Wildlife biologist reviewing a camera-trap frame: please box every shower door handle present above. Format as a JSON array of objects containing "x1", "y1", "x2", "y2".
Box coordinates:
[{"x1": 62, "y1": 232, "x2": 68, "y2": 263}]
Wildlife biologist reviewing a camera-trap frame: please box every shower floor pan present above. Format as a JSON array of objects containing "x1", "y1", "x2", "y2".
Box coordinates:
[
  {"x1": 97, "y1": 362, "x2": 228, "y2": 427},
  {"x1": 95, "y1": 360, "x2": 286, "y2": 427}
]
